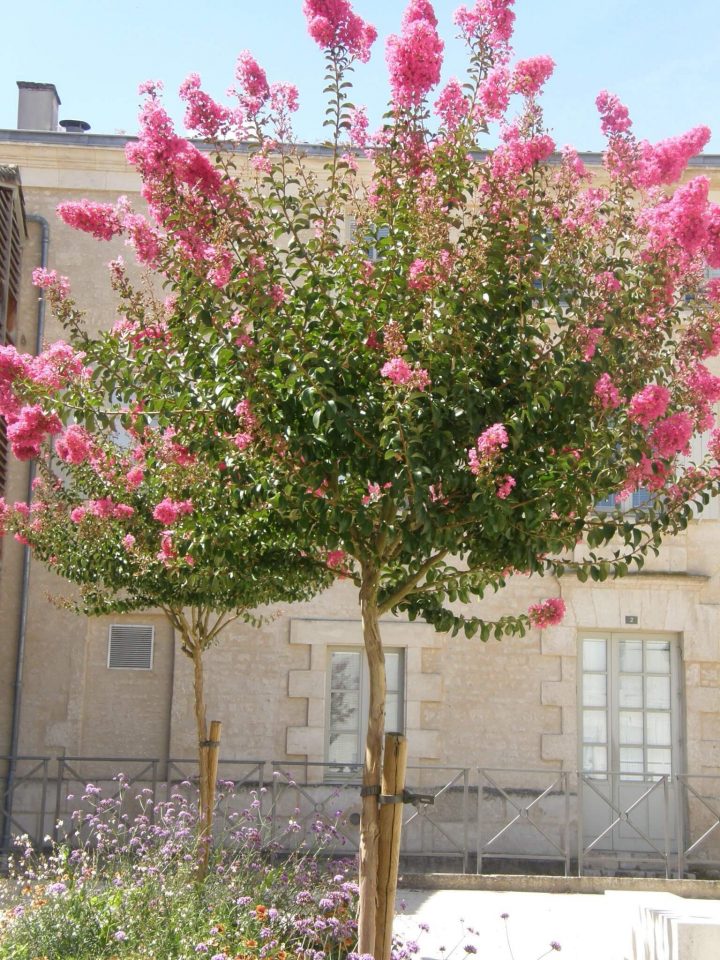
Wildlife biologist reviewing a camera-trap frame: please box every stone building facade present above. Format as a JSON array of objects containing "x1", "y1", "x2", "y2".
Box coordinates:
[{"x1": 2, "y1": 83, "x2": 720, "y2": 871}]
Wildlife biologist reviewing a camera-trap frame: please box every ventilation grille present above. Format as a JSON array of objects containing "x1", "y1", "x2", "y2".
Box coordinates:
[{"x1": 108, "y1": 624, "x2": 154, "y2": 670}]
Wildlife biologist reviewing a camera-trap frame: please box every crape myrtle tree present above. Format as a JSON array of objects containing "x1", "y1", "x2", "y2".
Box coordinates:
[
  {"x1": 0, "y1": 288, "x2": 333, "y2": 873},
  {"x1": 3, "y1": 0, "x2": 720, "y2": 952}
]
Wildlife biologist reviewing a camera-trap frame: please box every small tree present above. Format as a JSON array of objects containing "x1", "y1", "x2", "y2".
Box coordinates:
[
  {"x1": 0, "y1": 297, "x2": 332, "y2": 874},
  {"x1": 3, "y1": 0, "x2": 720, "y2": 954}
]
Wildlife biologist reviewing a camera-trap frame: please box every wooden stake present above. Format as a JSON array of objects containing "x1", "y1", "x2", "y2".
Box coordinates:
[
  {"x1": 375, "y1": 732, "x2": 408, "y2": 960},
  {"x1": 199, "y1": 719, "x2": 222, "y2": 879}
]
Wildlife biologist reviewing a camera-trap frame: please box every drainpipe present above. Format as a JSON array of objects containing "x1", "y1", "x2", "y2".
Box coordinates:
[{"x1": 1, "y1": 213, "x2": 49, "y2": 859}]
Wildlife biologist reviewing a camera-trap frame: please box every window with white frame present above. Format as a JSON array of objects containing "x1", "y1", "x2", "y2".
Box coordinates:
[
  {"x1": 108, "y1": 624, "x2": 154, "y2": 670},
  {"x1": 326, "y1": 647, "x2": 404, "y2": 771}
]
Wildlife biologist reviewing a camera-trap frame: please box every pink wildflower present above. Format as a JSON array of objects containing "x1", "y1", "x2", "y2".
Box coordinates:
[
  {"x1": 122, "y1": 534, "x2": 136, "y2": 550},
  {"x1": 70, "y1": 506, "x2": 87, "y2": 524},
  {"x1": 528, "y1": 597, "x2": 566, "y2": 628},
  {"x1": 628, "y1": 384, "x2": 671, "y2": 429},
  {"x1": 386, "y1": 0, "x2": 444, "y2": 108}
]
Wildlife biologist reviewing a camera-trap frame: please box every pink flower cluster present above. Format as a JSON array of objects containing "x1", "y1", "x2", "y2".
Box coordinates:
[
  {"x1": 386, "y1": 0, "x2": 444, "y2": 108},
  {"x1": 477, "y1": 65, "x2": 510, "y2": 120},
  {"x1": 380, "y1": 357, "x2": 431, "y2": 391},
  {"x1": 511, "y1": 55, "x2": 555, "y2": 98},
  {"x1": 491, "y1": 125, "x2": 555, "y2": 179},
  {"x1": 6, "y1": 404, "x2": 62, "y2": 460},
  {"x1": 152, "y1": 497, "x2": 194, "y2": 525},
  {"x1": 594, "y1": 373, "x2": 621, "y2": 410},
  {"x1": 56, "y1": 425, "x2": 93, "y2": 465},
  {"x1": 179, "y1": 73, "x2": 230, "y2": 138},
  {"x1": 649, "y1": 411, "x2": 694, "y2": 459},
  {"x1": 635, "y1": 126, "x2": 711, "y2": 188},
  {"x1": 641, "y1": 177, "x2": 720, "y2": 268},
  {"x1": 362, "y1": 480, "x2": 392, "y2": 505},
  {"x1": 434, "y1": 79, "x2": 469, "y2": 131},
  {"x1": 71, "y1": 498, "x2": 135, "y2": 523},
  {"x1": 528, "y1": 597, "x2": 566, "y2": 629},
  {"x1": 326, "y1": 549, "x2": 347, "y2": 570},
  {"x1": 233, "y1": 398, "x2": 258, "y2": 451},
  {"x1": 302, "y1": 0, "x2": 377, "y2": 62},
  {"x1": 235, "y1": 51, "x2": 270, "y2": 116},
  {"x1": 31, "y1": 268, "x2": 71, "y2": 300},
  {"x1": 468, "y1": 423, "x2": 509, "y2": 475},
  {"x1": 596, "y1": 91, "x2": 632, "y2": 137},
  {"x1": 57, "y1": 199, "x2": 122, "y2": 242},
  {"x1": 454, "y1": 0, "x2": 516, "y2": 48},
  {"x1": 628, "y1": 384, "x2": 670, "y2": 429},
  {"x1": 496, "y1": 474, "x2": 516, "y2": 499}
]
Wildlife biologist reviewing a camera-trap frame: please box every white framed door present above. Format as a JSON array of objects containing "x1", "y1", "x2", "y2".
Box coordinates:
[{"x1": 579, "y1": 632, "x2": 683, "y2": 853}]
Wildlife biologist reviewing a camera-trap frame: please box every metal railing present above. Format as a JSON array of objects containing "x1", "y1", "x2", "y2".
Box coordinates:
[{"x1": 2, "y1": 756, "x2": 720, "y2": 878}]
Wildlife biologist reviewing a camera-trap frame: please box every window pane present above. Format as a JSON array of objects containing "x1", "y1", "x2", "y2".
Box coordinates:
[
  {"x1": 619, "y1": 675, "x2": 643, "y2": 708},
  {"x1": 646, "y1": 675, "x2": 670, "y2": 710},
  {"x1": 619, "y1": 640, "x2": 642, "y2": 673},
  {"x1": 331, "y1": 651, "x2": 361, "y2": 690},
  {"x1": 583, "y1": 674, "x2": 607, "y2": 707},
  {"x1": 583, "y1": 710, "x2": 607, "y2": 744},
  {"x1": 619, "y1": 711, "x2": 644, "y2": 745},
  {"x1": 647, "y1": 712, "x2": 671, "y2": 746},
  {"x1": 330, "y1": 691, "x2": 360, "y2": 732},
  {"x1": 620, "y1": 747, "x2": 644, "y2": 780},
  {"x1": 583, "y1": 638, "x2": 606, "y2": 672},
  {"x1": 386, "y1": 652, "x2": 401, "y2": 692},
  {"x1": 647, "y1": 748, "x2": 671, "y2": 776},
  {"x1": 582, "y1": 745, "x2": 607, "y2": 775},
  {"x1": 328, "y1": 733, "x2": 359, "y2": 766},
  {"x1": 646, "y1": 641, "x2": 671, "y2": 674},
  {"x1": 386, "y1": 693, "x2": 402, "y2": 734}
]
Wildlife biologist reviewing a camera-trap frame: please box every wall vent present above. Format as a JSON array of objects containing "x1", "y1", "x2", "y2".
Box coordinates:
[{"x1": 108, "y1": 624, "x2": 154, "y2": 670}]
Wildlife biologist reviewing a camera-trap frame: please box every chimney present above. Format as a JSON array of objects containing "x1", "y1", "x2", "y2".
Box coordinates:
[
  {"x1": 59, "y1": 119, "x2": 91, "y2": 134},
  {"x1": 17, "y1": 81, "x2": 61, "y2": 131}
]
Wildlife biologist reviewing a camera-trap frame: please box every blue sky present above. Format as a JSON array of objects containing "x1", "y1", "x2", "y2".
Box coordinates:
[{"x1": 1, "y1": 1, "x2": 718, "y2": 153}]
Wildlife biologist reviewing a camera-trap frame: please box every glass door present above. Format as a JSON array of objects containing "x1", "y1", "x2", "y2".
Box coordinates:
[{"x1": 580, "y1": 633, "x2": 681, "y2": 853}]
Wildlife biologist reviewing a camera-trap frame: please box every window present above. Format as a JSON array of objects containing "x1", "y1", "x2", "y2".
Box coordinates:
[
  {"x1": 595, "y1": 488, "x2": 652, "y2": 513},
  {"x1": 345, "y1": 217, "x2": 390, "y2": 261},
  {"x1": 108, "y1": 624, "x2": 154, "y2": 670},
  {"x1": 326, "y1": 648, "x2": 404, "y2": 771}
]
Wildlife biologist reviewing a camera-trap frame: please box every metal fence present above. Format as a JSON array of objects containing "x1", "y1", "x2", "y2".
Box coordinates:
[{"x1": 2, "y1": 756, "x2": 719, "y2": 877}]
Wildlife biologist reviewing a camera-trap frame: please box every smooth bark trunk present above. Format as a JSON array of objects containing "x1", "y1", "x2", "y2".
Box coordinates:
[{"x1": 358, "y1": 569, "x2": 387, "y2": 957}]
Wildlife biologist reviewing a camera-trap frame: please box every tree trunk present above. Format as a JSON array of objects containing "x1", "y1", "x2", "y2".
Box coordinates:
[{"x1": 358, "y1": 568, "x2": 387, "y2": 957}]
